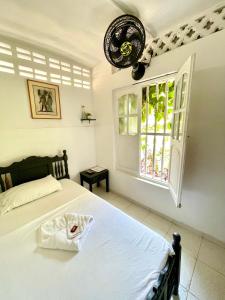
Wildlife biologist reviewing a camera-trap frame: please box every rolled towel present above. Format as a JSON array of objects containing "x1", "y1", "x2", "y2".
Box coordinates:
[{"x1": 38, "y1": 213, "x2": 94, "y2": 252}]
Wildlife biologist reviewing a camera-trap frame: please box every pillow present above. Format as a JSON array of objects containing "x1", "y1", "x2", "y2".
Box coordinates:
[{"x1": 0, "y1": 175, "x2": 62, "y2": 215}]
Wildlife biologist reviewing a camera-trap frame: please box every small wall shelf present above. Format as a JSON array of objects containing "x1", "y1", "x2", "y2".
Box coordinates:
[{"x1": 81, "y1": 118, "x2": 96, "y2": 124}]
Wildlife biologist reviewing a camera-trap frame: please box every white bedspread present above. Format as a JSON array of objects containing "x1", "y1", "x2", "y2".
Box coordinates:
[{"x1": 0, "y1": 179, "x2": 173, "y2": 300}]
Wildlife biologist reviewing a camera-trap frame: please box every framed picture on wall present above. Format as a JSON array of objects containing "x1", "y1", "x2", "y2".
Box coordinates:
[{"x1": 27, "y1": 80, "x2": 61, "y2": 119}]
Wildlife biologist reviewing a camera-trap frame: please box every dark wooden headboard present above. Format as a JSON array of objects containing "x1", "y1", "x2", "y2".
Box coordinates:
[{"x1": 0, "y1": 150, "x2": 69, "y2": 192}]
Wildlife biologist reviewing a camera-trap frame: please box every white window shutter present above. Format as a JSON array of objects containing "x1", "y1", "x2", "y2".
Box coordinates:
[
  {"x1": 168, "y1": 55, "x2": 195, "y2": 207},
  {"x1": 113, "y1": 86, "x2": 140, "y2": 174}
]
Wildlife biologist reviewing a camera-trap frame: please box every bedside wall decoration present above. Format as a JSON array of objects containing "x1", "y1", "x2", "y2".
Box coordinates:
[
  {"x1": 27, "y1": 80, "x2": 61, "y2": 119},
  {"x1": 81, "y1": 105, "x2": 96, "y2": 123}
]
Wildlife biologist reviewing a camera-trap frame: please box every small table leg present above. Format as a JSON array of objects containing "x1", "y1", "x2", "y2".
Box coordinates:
[
  {"x1": 80, "y1": 176, "x2": 84, "y2": 186},
  {"x1": 89, "y1": 183, "x2": 92, "y2": 192},
  {"x1": 97, "y1": 181, "x2": 100, "y2": 187},
  {"x1": 106, "y1": 175, "x2": 109, "y2": 192}
]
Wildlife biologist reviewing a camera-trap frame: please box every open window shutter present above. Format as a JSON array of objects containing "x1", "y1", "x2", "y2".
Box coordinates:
[
  {"x1": 113, "y1": 86, "x2": 141, "y2": 174},
  {"x1": 168, "y1": 55, "x2": 195, "y2": 207}
]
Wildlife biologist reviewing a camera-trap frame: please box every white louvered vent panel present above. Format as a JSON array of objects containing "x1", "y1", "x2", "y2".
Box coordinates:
[
  {"x1": 51, "y1": 78, "x2": 61, "y2": 84},
  {"x1": 0, "y1": 37, "x2": 92, "y2": 89},
  {"x1": 0, "y1": 60, "x2": 15, "y2": 74},
  {"x1": 0, "y1": 42, "x2": 12, "y2": 56},
  {"x1": 18, "y1": 65, "x2": 33, "y2": 78},
  {"x1": 35, "y1": 69, "x2": 47, "y2": 76}
]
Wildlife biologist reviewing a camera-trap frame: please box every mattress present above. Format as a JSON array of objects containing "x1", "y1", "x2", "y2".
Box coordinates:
[{"x1": 0, "y1": 179, "x2": 173, "y2": 300}]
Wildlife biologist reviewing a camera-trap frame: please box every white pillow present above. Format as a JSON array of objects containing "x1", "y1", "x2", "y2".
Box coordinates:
[{"x1": 0, "y1": 175, "x2": 62, "y2": 215}]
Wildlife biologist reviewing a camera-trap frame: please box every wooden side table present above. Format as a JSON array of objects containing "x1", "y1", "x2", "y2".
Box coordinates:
[{"x1": 80, "y1": 169, "x2": 109, "y2": 192}]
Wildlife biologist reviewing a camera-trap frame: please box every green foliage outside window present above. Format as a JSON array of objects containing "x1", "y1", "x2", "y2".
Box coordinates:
[{"x1": 140, "y1": 80, "x2": 175, "y2": 182}]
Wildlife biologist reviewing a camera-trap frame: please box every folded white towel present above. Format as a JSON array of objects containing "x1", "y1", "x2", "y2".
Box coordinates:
[{"x1": 38, "y1": 213, "x2": 94, "y2": 252}]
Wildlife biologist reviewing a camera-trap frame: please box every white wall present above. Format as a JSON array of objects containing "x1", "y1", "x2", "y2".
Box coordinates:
[
  {"x1": 93, "y1": 30, "x2": 225, "y2": 243},
  {"x1": 0, "y1": 42, "x2": 96, "y2": 181}
]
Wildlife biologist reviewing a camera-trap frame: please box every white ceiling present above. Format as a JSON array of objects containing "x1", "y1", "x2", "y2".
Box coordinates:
[{"x1": 0, "y1": 0, "x2": 222, "y2": 67}]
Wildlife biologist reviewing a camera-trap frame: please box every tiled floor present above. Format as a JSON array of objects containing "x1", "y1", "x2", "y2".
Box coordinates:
[{"x1": 93, "y1": 187, "x2": 225, "y2": 300}]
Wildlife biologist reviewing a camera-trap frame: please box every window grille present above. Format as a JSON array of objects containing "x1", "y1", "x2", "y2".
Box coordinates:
[{"x1": 140, "y1": 80, "x2": 175, "y2": 183}]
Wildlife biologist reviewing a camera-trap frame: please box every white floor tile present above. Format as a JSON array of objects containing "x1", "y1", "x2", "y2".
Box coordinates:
[
  {"x1": 125, "y1": 203, "x2": 150, "y2": 222},
  {"x1": 187, "y1": 292, "x2": 199, "y2": 299},
  {"x1": 142, "y1": 212, "x2": 172, "y2": 236},
  {"x1": 190, "y1": 260, "x2": 225, "y2": 300},
  {"x1": 108, "y1": 195, "x2": 132, "y2": 211},
  {"x1": 93, "y1": 189, "x2": 117, "y2": 201},
  {"x1": 180, "y1": 250, "x2": 197, "y2": 290},
  {"x1": 167, "y1": 224, "x2": 202, "y2": 258},
  {"x1": 198, "y1": 238, "x2": 225, "y2": 276}
]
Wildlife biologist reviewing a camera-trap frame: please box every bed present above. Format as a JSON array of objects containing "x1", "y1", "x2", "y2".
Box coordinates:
[{"x1": 0, "y1": 150, "x2": 181, "y2": 300}]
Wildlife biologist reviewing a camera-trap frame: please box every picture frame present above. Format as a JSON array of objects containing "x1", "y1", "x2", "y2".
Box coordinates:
[{"x1": 27, "y1": 80, "x2": 61, "y2": 119}]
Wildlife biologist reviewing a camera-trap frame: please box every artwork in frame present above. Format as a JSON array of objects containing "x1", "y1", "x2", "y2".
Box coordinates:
[{"x1": 27, "y1": 80, "x2": 61, "y2": 119}]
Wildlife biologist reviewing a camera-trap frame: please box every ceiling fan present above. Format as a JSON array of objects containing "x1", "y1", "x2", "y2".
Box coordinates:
[{"x1": 103, "y1": 0, "x2": 153, "y2": 80}]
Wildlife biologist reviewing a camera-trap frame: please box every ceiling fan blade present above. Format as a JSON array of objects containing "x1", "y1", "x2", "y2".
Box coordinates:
[
  {"x1": 111, "y1": 35, "x2": 121, "y2": 48},
  {"x1": 130, "y1": 39, "x2": 141, "y2": 49},
  {"x1": 118, "y1": 55, "x2": 130, "y2": 67},
  {"x1": 110, "y1": 49, "x2": 122, "y2": 60},
  {"x1": 118, "y1": 26, "x2": 129, "y2": 40},
  {"x1": 127, "y1": 31, "x2": 141, "y2": 42},
  {"x1": 110, "y1": 42, "x2": 119, "y2": 53}
]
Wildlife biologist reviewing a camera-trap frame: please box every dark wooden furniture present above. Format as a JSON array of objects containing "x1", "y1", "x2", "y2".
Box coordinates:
[
  {"x1": 0, "y1": 151, "x2": 181, "y2": 299},
  {"x1": 80, "y1": 169, "x2": 109, "y2": 192},
  {"x1": 147, "y1": 233, "x2": 181, "y2": 299},
  {"x1": 0, "y1": 150, "x2": 69, "y2": 192}
]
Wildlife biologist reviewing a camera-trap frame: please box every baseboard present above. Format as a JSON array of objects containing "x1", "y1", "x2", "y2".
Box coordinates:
[{"x1": 109, "y1": 188, "x2": 225, "y2": 249}]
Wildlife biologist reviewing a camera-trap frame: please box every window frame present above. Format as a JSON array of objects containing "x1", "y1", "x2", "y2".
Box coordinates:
[{"x1": 138, "y1": 74, "x2": 176, "y2": 187}]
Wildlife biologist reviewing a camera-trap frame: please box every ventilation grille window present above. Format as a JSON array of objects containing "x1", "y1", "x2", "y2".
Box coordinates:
[
  {"x1": 0, "y1": 39, "x2": 91, "y2": 90},
  {"x1": 0, "y1": 42, "x2": 12, "y2": 56},
  {"x1": 0, "y1": 60, "x2": 14, "y2": 74}
]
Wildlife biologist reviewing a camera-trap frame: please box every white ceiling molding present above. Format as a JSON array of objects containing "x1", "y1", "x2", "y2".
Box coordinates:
[{"x1": 141, "y1": 2, "x2": 225, "y2": 63}]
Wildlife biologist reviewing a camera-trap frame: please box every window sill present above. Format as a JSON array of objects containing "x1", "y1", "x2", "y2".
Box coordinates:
[
  {"x1": 135, "y1": 176, "x2": 169, "y2": 190},
  {"x1": 116, "y1": 167, "x2": 169, "y2": 190}
]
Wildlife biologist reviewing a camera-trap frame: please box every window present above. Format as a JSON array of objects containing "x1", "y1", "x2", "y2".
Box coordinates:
[
  {"x1": 114, "y1": 55, "x2": 194, "y2": 206},
  {"x1": 118, "y1": 93, "x2": 138, "y2": 136},
  {"x1": 140, "y1": 80, "x2": 175, "y2": 183}
]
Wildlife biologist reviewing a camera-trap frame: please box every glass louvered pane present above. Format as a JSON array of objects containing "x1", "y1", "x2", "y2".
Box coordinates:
[
  {"x1": 180, "y1": 73, "x2": 188, "y2": 108},
  {"x1": 178, "y1": 112, "x2": 184, "y2": 141},
  {"x1": 156, "y1": 83, "x2": 166, "y2": 133},
  {"x1": 119, "y1": 117, "x2": 127, "y2": 135},
  {"x1": 175, "y1": 78, "x2": 182, "y2": 110},
  {"x1": 128, "y1": 116, "x2": 138, "y2": 135},
  {"x1": 128, "y1": 94, "x2": 137, "y2": 114},
  {"x1": 118, "y1": 95, "x2": 127, "y2": 115},
  {"x1": 148, "y1": 85, "x2": 157, "y2": 132},
  {"x1": 172, "y1": 113, "x2": 179, "y2": 140},
  {"x1": 146, "y1": 135, "x2": 154, "y2": 177},
  {"x1": 166, "y1": 81, "x2": 174, "y2": 133}
]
